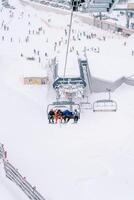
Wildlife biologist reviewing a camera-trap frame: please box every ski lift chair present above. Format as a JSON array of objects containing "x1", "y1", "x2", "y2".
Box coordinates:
[
  {"x1": 93, "y1": 99, "x2": 117, "y2": 112},
  {"x1": 93, "y1": 89, "x2": 117, "y2": 112},
  {"x1": 80, "y1": 96, "x2": 92, "y2": 111},
  {"x1": 47, "y1": 101, "x2": 81, "y2": 116}
]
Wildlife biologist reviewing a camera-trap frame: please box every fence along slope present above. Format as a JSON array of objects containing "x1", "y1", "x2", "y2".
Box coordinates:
[{"x1": 0, "y1": 143, "x2": 46, "y2": 200}]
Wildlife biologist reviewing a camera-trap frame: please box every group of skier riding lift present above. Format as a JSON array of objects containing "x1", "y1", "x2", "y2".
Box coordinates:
[
  {"x1": 48, "y1": 109, "x2": 79, "y2": 124},
  {"x1": 48, "y1": 0, "x2": 83, "y2": 124}
]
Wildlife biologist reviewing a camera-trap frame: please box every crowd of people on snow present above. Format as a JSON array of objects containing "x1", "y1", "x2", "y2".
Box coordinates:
[
  {"x1": 48, "y1": 109, "x2": 79, "y2": 124},
  {"x1": 1, "y1": 4, "x2": 130, "y2": 67}
]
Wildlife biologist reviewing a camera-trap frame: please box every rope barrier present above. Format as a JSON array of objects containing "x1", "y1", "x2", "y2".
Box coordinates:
[{"x1": 0, "y1": 143, "x2": 46, "y2": 200}]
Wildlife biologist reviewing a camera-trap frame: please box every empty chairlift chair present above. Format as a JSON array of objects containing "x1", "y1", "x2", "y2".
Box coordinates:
[
  {"x1": 80, "y1": 96, "x2": 92, "y2": 110},
  {"x1": 93, "y1": 89, "x2": 117, "y2": 112},
  {"x1": 80, "y1": 101, "x2": 92, "y2": 110},
  {"x1": 93, "y1": 99, "x2": 117, "y2": 112}
]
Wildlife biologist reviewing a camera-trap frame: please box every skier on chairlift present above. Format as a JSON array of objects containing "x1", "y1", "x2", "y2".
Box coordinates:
[
  {"x1": 48, "y1": 109, "x2": 55, "y2": 123},
  {"x1": 62, "y1": 109, "x2": 73, "y2": 123},
  {"x1": 54, "y1": 109, "x2": 63, "y2": 123},
  {"x1": 73, "y1": 109, "x2": 79, "y2": 123}
]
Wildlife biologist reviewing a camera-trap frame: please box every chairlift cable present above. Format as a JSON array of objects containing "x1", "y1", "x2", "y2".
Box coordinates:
[{"x1": 63, "y1": 4, "x2": 74, "y2": 80}]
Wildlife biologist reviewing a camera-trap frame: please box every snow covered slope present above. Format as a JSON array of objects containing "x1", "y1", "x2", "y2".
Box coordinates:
[{"x1": 1, "y1": 1, "x2": 134, "y2": 200}]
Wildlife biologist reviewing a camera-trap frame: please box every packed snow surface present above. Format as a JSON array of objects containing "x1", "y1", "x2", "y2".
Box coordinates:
[{"x1": 0, "y1": 0, "x2": 134, "y2": 200}]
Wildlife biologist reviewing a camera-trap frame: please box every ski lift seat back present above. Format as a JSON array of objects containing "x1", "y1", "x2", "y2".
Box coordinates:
[
  {"x1": 93, "y1": 99, "x2": 117, "y2": 112},
  {"x1": 47, "y1": 101, "x2": 81, "y2": 114}
]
